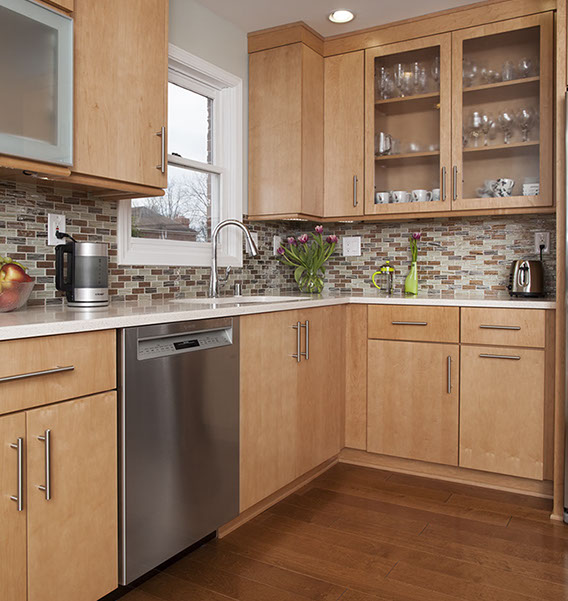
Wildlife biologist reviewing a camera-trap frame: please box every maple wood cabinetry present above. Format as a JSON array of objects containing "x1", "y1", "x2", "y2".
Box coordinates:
[{"x1": 239, "y1": 306, "x2": 343, "y2": 511}]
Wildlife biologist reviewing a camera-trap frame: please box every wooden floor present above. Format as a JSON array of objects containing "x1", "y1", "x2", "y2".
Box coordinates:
[{"x1": 121, "y1": 463, "x2": 568, "y2": 601}]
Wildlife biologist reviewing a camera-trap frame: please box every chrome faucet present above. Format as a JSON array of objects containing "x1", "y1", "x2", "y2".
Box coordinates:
[{"x1": 209, "y1": 219, "x2": 259, "y2": 298}]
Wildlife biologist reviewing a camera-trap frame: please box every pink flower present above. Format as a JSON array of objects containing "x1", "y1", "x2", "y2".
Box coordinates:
[
  {"x1": 298, "y1": 234, "x2": 309, "y2": 244},
  {"x1": 287, "y1": 237, "x2": 297, "y2": 246},
  {"x1": 277, "y1": 246, "x2": 286, "y2": 255},
  {"x1": 412, "y1": 232, "x2": 421, "y2": 240},
  {"x1": 315, "y1": 225, "x2": 324, "y2": 234},
  {"x1": 326, "y1": 235, "x2": 338, "y2": 244}
]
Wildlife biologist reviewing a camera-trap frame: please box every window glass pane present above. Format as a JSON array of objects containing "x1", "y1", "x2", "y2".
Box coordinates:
[
  {"x1": 168, "y1": 82, "x2": 213, "y2": 163},
  {"x1": 132, "y1": 165, "x2": 217, "y2": 243}
]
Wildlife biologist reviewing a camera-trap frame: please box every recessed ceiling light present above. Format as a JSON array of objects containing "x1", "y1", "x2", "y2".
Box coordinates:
[{"x1": 328, "y1": 9, "x2": 355, "y2": 24}]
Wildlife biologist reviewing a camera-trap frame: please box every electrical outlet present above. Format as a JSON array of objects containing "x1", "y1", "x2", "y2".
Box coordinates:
[
  {"x1": 246, "y1": 232, "x2": 259, "y2": 254},
  {"x1": 342, "y1": 236, "x2": 361, "y2": 257},
  {"x1": 273, "y1": 235, "x2": 283, "y2": 256},
  {"x1": 47, "y1": 213, "x2": 66, "y2": 246},
  {"x1": 534, "y1": 232, "x2": 550, "y2": 255}
]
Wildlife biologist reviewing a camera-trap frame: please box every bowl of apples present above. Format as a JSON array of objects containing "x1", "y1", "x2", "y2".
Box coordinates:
[{"x1": 0, "y1": 257, "x2": 34, "y2": 312}]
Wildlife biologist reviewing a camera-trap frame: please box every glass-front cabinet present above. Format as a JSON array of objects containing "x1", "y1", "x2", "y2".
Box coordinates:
[
  {"x1": 0, "y1": 0, "x2": 73, "y2": 166},
  {"x1": 364, "y1": 14, "x2": 553, "y2": 215},
  {"x1": 365, "y1": 35, "x2": 451, "y2": 216},
  {"x1": 452, "y1": 13, "x2": 552, "y2": 210}
]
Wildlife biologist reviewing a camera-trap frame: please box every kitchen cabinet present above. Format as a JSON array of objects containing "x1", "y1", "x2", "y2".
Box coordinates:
[
  {"x1": 72, "y1": 0, "x2": 168, "y2": 190},
  {"x1": 451, "y1": 13, "x2": 553, "y2": 210},
  {"x1": 367, "y1": 340, "x2": 459, "y2": 465},
  {"x1": 460, "y1": 346, "x2": 545, "y2": 479},
  {"x1": 38, "y1": 0, "x2": 74, "y2": 11},
  {"x1": 240, "y1": 306, "x2": 343, "y2": 511},
  {"x1": 0, "y1": 412, "x2": 27, "y2": 601},
  {"x1": 0, "y1": 392, "x2": 117, "y2": 601},
  {"x1": 248, "y1": 43, "x2": 323, "y2": 219},
  {"x1": 324, "y1": 51, "x2": 365, "y2": 218}
]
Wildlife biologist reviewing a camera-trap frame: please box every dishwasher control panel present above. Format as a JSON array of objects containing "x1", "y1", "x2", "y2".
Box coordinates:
[{"x1": 137, "y1": 327, "x2": 232, "y2": 360}]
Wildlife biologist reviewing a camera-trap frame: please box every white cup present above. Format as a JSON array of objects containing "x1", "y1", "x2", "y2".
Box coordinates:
[
  {"x1": 431, "y1": 188, "x2": 440, "y2": 202},
  {"x1": 375, "y1": 192, "x2": 390, "y2": 204},
  {"x1": 411, "y1": 189, "x2": 433, "y2": 202},
  {"x1": 391, "y1": 190, "x2": 410, "y2": 203}
]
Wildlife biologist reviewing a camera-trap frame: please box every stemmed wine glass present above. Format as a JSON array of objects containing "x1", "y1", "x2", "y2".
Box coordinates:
[
  {"x1": 463, "y1": 59, "x2": 478, "y2": 87},
  {"x1": 517, "y1": 57, "x2": 533, "y2": 79},
  {"x1": 466, "y1": 111, "x2": 484, "y2": 147},
  {"x1": 431, "y1": 56, "x2": 440, "y2": 91},
  {"x1": 479, "y1": 112, "x2": 495, "y2": 146},
  {"x1": 498, "y1": 110, "x2": 516, "y2": 144},
  {"x1": 516, "y1": 107, "x2": 536, "y2": 142}
]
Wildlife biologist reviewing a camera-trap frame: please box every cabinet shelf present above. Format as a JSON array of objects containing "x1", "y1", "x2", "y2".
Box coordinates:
[
  {"x1": 375, "y1": 151, "x2": 440, "y2": 161},
  {"x1": 463, "y1": 76, "x2": 540, "y2": 94},
  {"x1": 463, "y1": 141, "x2": 539, "y2": 154},
  {"x1": 375, "y1": 91, "x2": 440, "y2": 106}
]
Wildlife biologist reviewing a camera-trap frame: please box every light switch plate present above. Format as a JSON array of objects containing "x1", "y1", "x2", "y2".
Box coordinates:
[
  {"x1": 246, "y1": 232, "x2": 259, "y2": 254},
  {"x1": 273, "y1": 235, "x2": 283, "y2": 256},
  {"x1": 342, "y1": 236, "x2": 361, "y2": 257},
  {"x1": 534, "y1": 232, "x2": 550, "y2": 255},
  {"x1": 47, "y1": 213, "x2": 66, "y2": 246}
]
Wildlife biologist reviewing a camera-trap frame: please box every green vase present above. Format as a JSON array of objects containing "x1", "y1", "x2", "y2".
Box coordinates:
[{"x1": 405, "y1": 262, "x2": 418, "y2": 295}]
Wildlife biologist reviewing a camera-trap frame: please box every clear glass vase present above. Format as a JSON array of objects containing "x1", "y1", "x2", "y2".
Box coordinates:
[{"x1": 297, "y1": 268, "x2": 325, "y2": 294}]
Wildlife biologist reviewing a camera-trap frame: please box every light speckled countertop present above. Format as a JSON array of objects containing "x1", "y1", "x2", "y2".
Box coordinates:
[{"x1": 0, "y1": 292, "x2": 555, "y2": 341}]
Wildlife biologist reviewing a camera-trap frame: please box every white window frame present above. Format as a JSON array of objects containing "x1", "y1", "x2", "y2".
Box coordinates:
[{"x1": 117, "y1": 44, "x2": 243, "y2": 267}]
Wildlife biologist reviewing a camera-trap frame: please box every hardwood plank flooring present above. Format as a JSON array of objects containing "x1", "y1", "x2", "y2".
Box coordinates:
[{"x1": 121, "y1": 463, "x2": 568, "y2": 601}]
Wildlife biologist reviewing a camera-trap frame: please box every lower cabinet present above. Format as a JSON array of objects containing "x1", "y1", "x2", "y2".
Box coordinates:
[
  {"x1": 367, "y1": 340, "x2": 459, "y2": 466},
  {"x1": 1, "y1": 391, "x2": 118, "y2": 601},
  {"x1": 240, "y1": 306, "x2": 344, "y2": 511},
  {"x1": 459, "y1": 345, "x2": 546, "y2": 480}
]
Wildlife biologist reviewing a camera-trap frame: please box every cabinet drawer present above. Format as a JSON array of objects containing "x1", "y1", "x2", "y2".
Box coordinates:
[
  {"x1": 461, "y1": 308, "x2": 547, "y2": 348},
  {"x1": 368, "y1": 305, "x2": 459, "y2": 343},
  {"x1": 0, "y1": 330, "x2": 116, "y2": 415}
]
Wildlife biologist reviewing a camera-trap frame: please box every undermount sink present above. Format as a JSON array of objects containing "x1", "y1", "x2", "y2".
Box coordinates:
[{"x1": 176, "y1": 295, "x2": 305, "y2": 305}]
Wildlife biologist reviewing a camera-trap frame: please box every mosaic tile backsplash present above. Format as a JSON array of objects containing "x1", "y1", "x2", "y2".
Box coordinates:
[{"x1": 0, "y1": 180, "x2": 556, "y2": 306}]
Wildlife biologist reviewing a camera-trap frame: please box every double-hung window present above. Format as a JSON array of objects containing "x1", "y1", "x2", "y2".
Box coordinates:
[{"x1": 118, "y1": 45, "x2": 243, "y2": 267}]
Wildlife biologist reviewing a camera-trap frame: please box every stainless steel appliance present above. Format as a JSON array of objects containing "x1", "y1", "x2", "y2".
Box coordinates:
[
  {"x1": 119, "y1": 317, "x2": 239, "y2": 584},
  {"x1": 508, "y1": 260, "x2": 545, "y2": 298},
  {"x1": 55, "y1": 241, "x2": 109, "y2": 308},
  {"x1": 0, "y1": 0, "x2": 73, "y2": 165}
]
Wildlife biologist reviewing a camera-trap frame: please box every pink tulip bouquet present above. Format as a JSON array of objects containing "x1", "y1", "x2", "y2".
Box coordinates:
[{"x1": 277, "y1": 225, "x2": 338, "y2": 294}]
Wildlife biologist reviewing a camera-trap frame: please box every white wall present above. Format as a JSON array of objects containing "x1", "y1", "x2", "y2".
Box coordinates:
[{"x1": 169, "y1": 0, "x2": 249, "y2": 209}]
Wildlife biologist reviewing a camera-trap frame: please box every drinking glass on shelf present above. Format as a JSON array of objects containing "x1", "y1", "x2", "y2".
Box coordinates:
[
  {"x1": 466, "y1": 111, "x2": 484, "y2": 147},
  {"x1": 502, "y1": 60, "x2": 516, "y2": 81},
  {"x1": 431, "y1": 56, "x2": 440, "y2": 90},
  {"x1": 463, "y1": 58, "x2": 478, "y2": 87},
  {"x1": 516, "y1": 107, "x2": 536, "y2": 142},
  {"x1": 498, "y1": 110, "x2": 516, "y2": 144},
  {"x1": 518, "y1": 57, "x2": 533, "y2": 79},
  {"x1": 377, "y1": 66, "x2": 394, "y2": 99},
  {"x1": 394, "y1": 63, "x2": 405, "y2": 96},
  {"x1": 479, "y1": 112, "x2": 495, "y2": 146},
  {"x1": 480, "y1": 67, "x2": 501, "y2": 84}
]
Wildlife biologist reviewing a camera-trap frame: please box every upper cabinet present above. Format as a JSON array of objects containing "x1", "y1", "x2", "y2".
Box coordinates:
[
  {"x1": 451, "y1": 13, "x2": 553, "y2": 210},
  {"x1": 365, "y1": 34, "x2": 452, "y2": 217},
  {"x1": 249, "y1": 43, "x2": 323, "y2": 219},
  {"x1": 73, "y1": 0, "x2": 168, "y2": 190}
]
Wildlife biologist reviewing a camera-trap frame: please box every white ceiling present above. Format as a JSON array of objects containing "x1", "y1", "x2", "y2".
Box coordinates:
[{"x1": 196, "y1": 0, "x2": 477, "y2": 37}]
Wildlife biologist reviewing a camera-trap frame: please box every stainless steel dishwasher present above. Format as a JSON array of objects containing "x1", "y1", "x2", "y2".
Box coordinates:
[{"x1": 119, "y1": 317, "x2": 239, "y2": 585}]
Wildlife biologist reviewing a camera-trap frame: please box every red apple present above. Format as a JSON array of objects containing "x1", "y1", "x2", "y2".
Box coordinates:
[{"x1": 0, "y1": 263, "x2": 33, "y2": 290}]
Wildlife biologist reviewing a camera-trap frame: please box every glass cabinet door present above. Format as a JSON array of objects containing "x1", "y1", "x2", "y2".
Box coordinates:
[
  {"x1": 0, "y1": 0, "x2": 73, "y2": 166},
  {"x1": 451, "y1": 13, "x2": 552, "y2": 209},
  {"x1": 365, "y1": 34, "x2": 451, "y2": 215}
]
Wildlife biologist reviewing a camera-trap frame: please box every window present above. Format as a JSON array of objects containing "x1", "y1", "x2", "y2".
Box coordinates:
[{"x1": 118, "y1": 44, "x2": 243, "y2": 267}]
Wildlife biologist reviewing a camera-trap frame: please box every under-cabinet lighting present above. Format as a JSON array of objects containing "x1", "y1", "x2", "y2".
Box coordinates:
[{"x1": 328, "y1": 9, "x2": 355, "y2": 23}]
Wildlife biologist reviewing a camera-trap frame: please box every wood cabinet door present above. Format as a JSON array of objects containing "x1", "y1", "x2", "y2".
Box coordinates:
[
  {"x1": 367, "y1": 340, "x2": 459, "y2": 465},
  {"x1": 27, "y1": 392, "x2": 118, "y2": 601},
  {"x1": 324, "y1": 52, "x2": 365, "y2": 217},
  {"x1": 460, "y1": 346, "x2": 545, "y2": 479},
  {"x1": 450, "y1": 13, "x2": 553, "y2": 210},
  {"x1": 240, "y1": 311, "x2": 300, "y2": 511},
  {"x1": 0, "y1": 412, "x2": 26, "y2": 601},
  {"x1": 296, "y1": 306, "x2": 344, "y2": 475},
  {"x1": 73, "y1": 0, "x2": 168, "y2": 188}
]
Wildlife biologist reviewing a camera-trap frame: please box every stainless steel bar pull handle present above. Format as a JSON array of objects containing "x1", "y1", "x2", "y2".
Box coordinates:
[
  {"x1": 156, "y1": 126, "x2": 166, "y2": 173},
  {"x1": 479, "y1": 325, "x2": 521, "y2": 331},
  {"x1": 479, "y1": 353, "x2": 521, "y2": 361},
  {"x1": 0, "y1": 365, "x2": 74, "y2": 383},
  {"x1": 391, "y1": 321, "x2": 428, "y2": 326},
  {"x1": 447, "y1": 356, "x2": 452, "y2": 394},
  {"x1": 353, "y1": 176, "x2": 358, "y2": 207},
  {"x1": 441, "y1": 166, "x2": 447, "y2": 201},
  {"x1": 452, "y1": 166, "x2": 458, "y2": 201},
  {"x1": 292, "y1": 322, "x2": 302, "y2": 362},
  {"x1": 10, "y1": 438, "x2": 23, "y2": 512},
  {"x1": 37, "y1": 429, "x2": 51, "y2": 501},
  {"x1": 301, "y1": 320, "x2": 309, "y2": 360}
]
